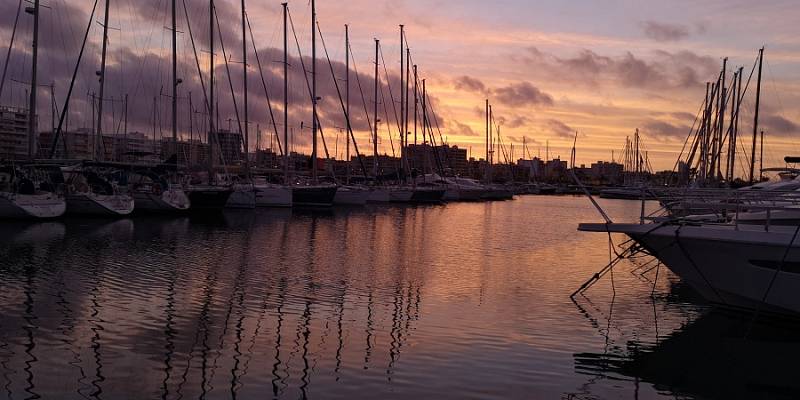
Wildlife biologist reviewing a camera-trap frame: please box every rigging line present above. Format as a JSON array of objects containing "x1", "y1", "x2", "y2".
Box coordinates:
[
  {"x1": 670, "y1": 98, "x2": 705, "y2": 176},
  {"x1": 123, "y1": 0, "x2": 166, "y2": 131},
  {"x1": 212, "y1": 5, "x2": 245, "y2": 166},
  {"x1": 316, "y1": 21, "x2": 368, "y2": 178},
  {"x1": 286, "y1": 8, "x2": 333, "y2": 165},
  {"x1": 245, "y1": 12, "x2": 282, "y2": 156},
  {"x1": 378, "y1": 46, "x2": 403, "y2": 140},
  {"x1": 180, "y1": 0, "x2": 211, "y2": 120},
  {"x1": 0, "y1": 0, "x2": 23, "y2": 100},
  {"x1": 379, "y1": 77, "x2": 396, "y2": 158},
  {"x1": 425, "y1": 88, "x2": 453, "y2": 167},
  {"x1": 347, "y1": 40, "x2": 374, "y2": 146},
  {"x1": 48, "y1": 0, "x2": 100, "y2": 159}
]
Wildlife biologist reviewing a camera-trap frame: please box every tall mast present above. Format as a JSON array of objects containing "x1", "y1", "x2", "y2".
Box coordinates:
[
  {"x1": 485, "y1": 99, "x2": 488, "y2": 163},
  {"x1": 399, "y1": 25, "x2": 404, "y2": 159},
  {"x1": 422, "y1": 78, "x2": 427, "y2": 145},
  {"x1": 718, "y1": 57, "x2": 727, "y2": 180},
  {"x1": 27, "y1": 0, "x2": 40, "y2": 160},
  {"x1": 733, "y1": 67, "x2": 742, "y2": 180},
  {"x1": 413, "y1": 64, "x2": 418, "y2": 146},
  {"x1": 405, "y1": 47, "x2": 410, "y2": 151},
  {"x1": 208, "y1": 0, "x2": 215, "y2": 181},
  {"x1": 345, "y1": 24, "x2": 350, "y2": 184},
  {"x1": 749, "y1": 47, "x2": 764, "y2": 183},
  {"x1": 95, "y1": 0, "x2": 111, "y2": 161},
  {"x1": 241, "y1": 0, "x2": 249, "y2": 174},
  {"x1": 171, "y1": 0, "x2": 178, "y2": 157},
  {"x1": 489, "y1": 105, "x2": 493, "y2": 165},
  {"x1": 282, "y1": 3, "x2": 289, "y2": 180},
  {"x1": 311, "y1": 0, "x2": 318, "y2": 183},
  {"x1": 760, "y1": 130, "x2": 764, "y2": 181},
  {"x1": 123, "y1": 93, "x2": 128, "y2": 160},
  {"x1": 373, "y1": 39, "x2": 379, "y2": 179}
]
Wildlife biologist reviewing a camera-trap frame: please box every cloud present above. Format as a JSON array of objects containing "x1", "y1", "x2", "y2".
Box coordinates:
[
  {"x1": 642, "y1": 119, "x2": 691, "y2": 140},
  {"x1": 453, "y1": 75, "x2": 486, "y2": 93},
  {"x1": 506, "y1": 135, "x2": 541, "y2": 147},
  {"x1": 506, "y1": 115, "x2": 531, "y2": 128},
  {"x1": 491, "y1": 81, "x2": 553, "y2": 108},
  {"x1": 518, "y1": 47, "x2": 718, "y2": 90},
  {"x1": 450, "y1": 120, "x2": 478, "y2": 136},
  {"x1": 546, "y1": 119, "x2": 574, "y2": 138},
  {"x1": 761, "y1": 114, "x2": 799, "y2": 136},
  {"x1": 640, "y1": 20, "x2": 690, "y2": 42}
]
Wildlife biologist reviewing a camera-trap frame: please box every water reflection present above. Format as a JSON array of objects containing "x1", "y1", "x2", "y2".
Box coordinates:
[
  {"x1": 0, "y1": 198, "x2": 750, "y2": 399},
  {"x1": 573, "y1": 308, "x2": 800, "y2": 399}
]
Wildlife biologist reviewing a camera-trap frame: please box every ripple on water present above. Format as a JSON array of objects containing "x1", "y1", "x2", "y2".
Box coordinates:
[{"x1": 1, "y1": 196, "x2": 792, "y2": 399}]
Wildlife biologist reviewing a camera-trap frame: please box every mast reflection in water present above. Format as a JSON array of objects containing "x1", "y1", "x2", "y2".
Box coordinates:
[{"x1": 0, "y1": 197, "x2": 788, "y2": 399}]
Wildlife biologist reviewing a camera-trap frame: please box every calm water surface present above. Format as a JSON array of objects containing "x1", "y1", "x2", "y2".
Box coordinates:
[{"x1": 0, "y1": 196, "x2": 796, "y2": 399}]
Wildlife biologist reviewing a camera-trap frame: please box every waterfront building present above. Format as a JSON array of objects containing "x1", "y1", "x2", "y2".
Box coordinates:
[{"x1": 0, "y1": 106, "x2": 29, "y2": 160}]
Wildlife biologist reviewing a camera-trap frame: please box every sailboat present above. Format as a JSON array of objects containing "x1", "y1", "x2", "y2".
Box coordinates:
[
  {"x1": 61, "y1": 0, "x2": 134, "y2": 217},
  {"x1": 290, "y1": 0, "x2": 337, "y2": 207},
  {"x1": 186, "y1": 0, "x2": 233, "y2": 212},
  {"x1": 0, "y1": 1, "x2": 66, "y2": 219},
  {"x1": 62, "y1": 163, "x2": 135, "y2": 216},
  {"x1": 332, "y1": 24, "x2": 369, "y2": 206},
  {"x1": 0, "y1": 164, "x2": 66, "y2": 218},
  {"x1": 128, "y1": 160, "x2": 190, "y2": 213}
]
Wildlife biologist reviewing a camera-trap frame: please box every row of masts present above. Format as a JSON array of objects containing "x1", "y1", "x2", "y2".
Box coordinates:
[
  {"x1": 685, "y1": 48, "x2": 765, "y2": 186},
  {"x1": 20, "y1": 0, "x2": 445, "y2": 186}
]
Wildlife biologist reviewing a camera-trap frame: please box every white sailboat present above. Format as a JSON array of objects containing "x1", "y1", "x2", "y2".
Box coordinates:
[
  {"x1": 62, "y1": 165, "x2": 135, "y2": 217},
  {"x1": 0, "y1": 165, "x2": 66, "y2": 219}
]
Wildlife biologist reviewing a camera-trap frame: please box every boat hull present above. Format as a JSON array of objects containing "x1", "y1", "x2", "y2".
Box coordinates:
[
  {"x1": 292, "y1": 185, "x2": 338, "y2": 207},
  {"x1": 367, "y1": 188, "x2": 391, "y2": 203},
  {"x1": 481, "y1": 187, "x2": 513, "y2": 201},
  {"x1": 254, "y1": 184, "x2": 292, "y2": 207},
  {"x1": 580, "y1": 223, "x2": 800, "y2": 316},
  {"x1": 388, "y1": 188, "x2": 414, "y2": 203},
  {"x1": 410, "y1": 187, "x2": 445, "y2": 203},
  {"x1": 187, "y1": 186, "x2": 233, "y2": 212},
  {"x1": 334, "y1": 187, "x2": 369, "y2": 206},
  {"x1": 226, "y1": 185, "x2": 256, "y2": 209},
  {"x1": 133, "y1": 189, "x2": 190, "y2": 213},
  {"x1": 0, "y1": 192, "x2": 66, "y2": 219},
  {"x1": 66, "y1": 193, "x2": 135, "y2": 217}
]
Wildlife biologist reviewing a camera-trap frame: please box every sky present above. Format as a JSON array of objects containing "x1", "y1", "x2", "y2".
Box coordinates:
[{"x1": 1, "y1": 0, "x2": 798, "y2": 173}]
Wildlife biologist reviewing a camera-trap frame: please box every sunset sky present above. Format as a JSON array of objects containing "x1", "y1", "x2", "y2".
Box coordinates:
[{"x1": 1, "y1": 0, "x2": 798, "y2": 172}]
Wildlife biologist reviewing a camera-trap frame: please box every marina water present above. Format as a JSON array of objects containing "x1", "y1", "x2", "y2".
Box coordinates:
[{"x1": 0, "y1": 196, "x2": 795, "y2": 399}]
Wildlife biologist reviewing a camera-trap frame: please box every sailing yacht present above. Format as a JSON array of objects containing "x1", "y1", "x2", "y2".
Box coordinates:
[
  {"x1": 0, "y1": 164, "x2": 66, "y2": 219},
  {"x1": 62, "y1": 164, "x2": 135, "y2": 217},
  {"x1": 129, "y1": 168, "x2": 190, "y2": 213}
]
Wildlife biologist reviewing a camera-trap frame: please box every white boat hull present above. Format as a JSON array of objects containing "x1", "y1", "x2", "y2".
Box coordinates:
[
  {"x1": 254, "y1": 184, "x2": 292, "y2": 207},
  {"x1": 334, "y1": 187, "x2": 369, "y2": 206},
  {"x1": 0, "y1": 192, "x2": 66, "y2": 219},
  {"x1": 66, "y1": 192, "x2": 135, "y2": 216},
  {"x1": 133, "y1": 189, "x2": 190, "y2": 212},
  {"x1": 580, "y1": 223, "x2": 800, "y2": 316},
  {"x1": 226, "y1": 185, "x2": 256, "y2": 209}
]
